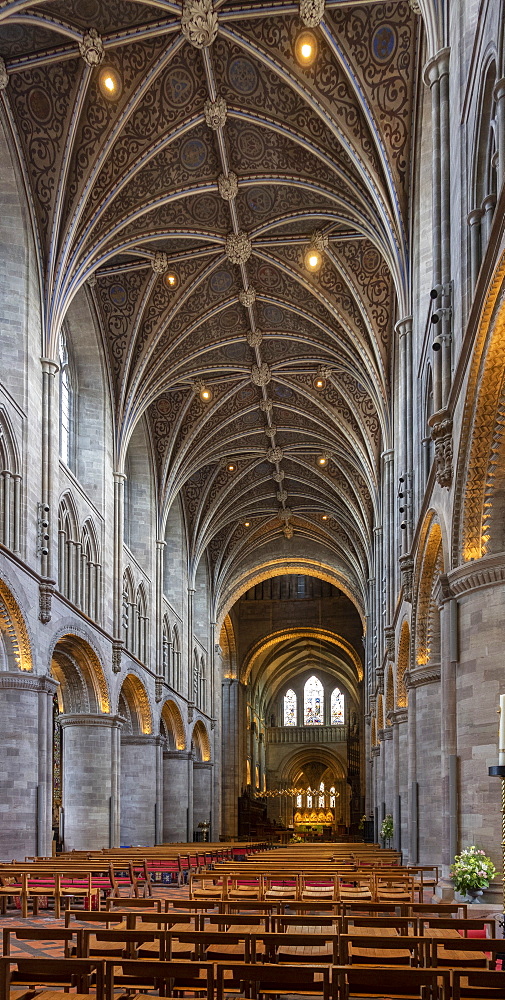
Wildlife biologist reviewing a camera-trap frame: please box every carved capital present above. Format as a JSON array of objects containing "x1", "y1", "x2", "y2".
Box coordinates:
[
  {"x1": 405, "y1": 664, "x2": 441, "y2": 689},
  {"x1": 79, "y1": 28, "x2": 104, "y2": 66},
  {"x1": 240, "y1": 287, "x2": 256, "y2": 308},
  {"x1": 226, "y1": 231, "x2": 252, "y2": 265},
  {"x1": 385, "y1": 626, "x2": 395, "y2": 661},
  {"x1": 112, "y1": 640, "x2": 122, "y2": 674},
  {"x1": 39, "y1": 581, "x2": 54, "y2": 624},
  {"x1": 429, "y1": 408, "x2": 453, "y2": 488},
  {"x1": 299, "y1": 0, "x2": 325, "y2": 28},
  {"x1": 218, "y1": 171, "x2": 238, "y2": 201},
  {"x1": 204, "y1": 95, "x2": 227, "y2": 129},
  {"x1": 155, "y1": 677, "x2": 163, "y2": 703},
  {"x1": 251, "y1": 363, "x2": 271, "y2": 386},
  {"x1": 408, "y1": 0, "x2": 421, "y2": 14},
  {"x1": 433, "y1": 572, "x2": 453, "y2": 606},
  {"x1": 181, "y1": 0, "x2": 218, "y2": 49},
  {"x1": 399, "y1": 554, "x2": 414, "y2": 602}
]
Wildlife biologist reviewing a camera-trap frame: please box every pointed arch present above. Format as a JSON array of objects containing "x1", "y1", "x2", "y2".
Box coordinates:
[
  {"x1": 80, "y1": 519, "x2": 101, "y2": 622},
  {"x1": 0, "y1": 578, "x2": 32, "y2": 672},
  {"x1": 119, "y1": 673, "x2": 152, "y2": 735},
  {"x1": 304, "y1": 675, "x2": 324, "y2": 725},
  {"x1": 0, "y1": 407, "x2": 22, "y2": 553},
  {"x1": 219, "y1": 613, "x2": 237, "y2": 679},
  {"x1": 162, "y1": 615, "x2": 171, "y2": 684},
  {"x1": 123, "y1": 568, "x2": 136, "y2": 653},
  {"x1": 192, "y1": 720, "x2": 211, "y2": 762},
  {"x1": 284, "y1": 688, "x2": 297, "y2": 726},
  {"x1": 172, "y1": 623, "x2": 182, "y2": 691},
  {"x1": 331, "y1": 686, "x2": 345, "y2": 725},
  {"x1": 385, "y1": 664, "x2": 394, "y2": 724},
  {"x1": 161, "y1": 698, "x2": 186, "y2": 750},
  {"x1": 135, "y1": 583, "x2": 149, "y2": 664}
]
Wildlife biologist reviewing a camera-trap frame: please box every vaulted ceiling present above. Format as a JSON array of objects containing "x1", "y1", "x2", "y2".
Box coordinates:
[{"x1": 0, "y1": 0, "x2": 420, "y2": 614}]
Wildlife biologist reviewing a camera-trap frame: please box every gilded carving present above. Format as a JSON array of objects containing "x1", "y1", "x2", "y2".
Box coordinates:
[
  {"x1": 251, "y1": 363, "x2": 271, "y2": 386},
  {"x1": 0, "y1": 581, "x2": 32, "y2": 671},
  {"x1": 240, "y1": 287, "x2": 256, "y2": 308}
]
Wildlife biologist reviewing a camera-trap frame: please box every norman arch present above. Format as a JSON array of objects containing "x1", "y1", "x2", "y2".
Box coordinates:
[
  {"x1": 118, "y1": 673, "x2": 152, "y2": 735},
  {"x1": 192, "y1": 720, "x2": 211, "y2": 762},
  {"x1": 0, "y1": 577, "x2": 32, "y2": 673},
  {"x1": 160, "y1": 698, "x2": 186, "y2": 750},
  {"x1": 50, "y1": 632, "x2": 110, "y2": 715}
]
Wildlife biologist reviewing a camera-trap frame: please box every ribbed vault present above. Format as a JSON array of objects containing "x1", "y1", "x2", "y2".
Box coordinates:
[{"x1": 0, "y1": 0, "x2": 420, "y2": 608}]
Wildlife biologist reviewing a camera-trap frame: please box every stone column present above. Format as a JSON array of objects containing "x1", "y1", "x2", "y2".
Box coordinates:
[
  {"x1": 390, "y1": 710, "x2": 408, "y2": 853},
  {"x1": 112, "y1": 472, "x2": 126, "y2": 673},
  {"x1": 59, "y1": 714, "x2": 122, "y2": 851},
  {"x1": 468, "y1": 209, "x2": 483, "y2": 289},
  {"x1": 120, "y1": 734, "x2": 163, "y2": 846},
  {"x1": 193, "y1": 761, "x2": 213, "y2": 837},
  {"x1": 40, "y1": 359, "x2": 58, "y2": 582},
  {"x1": 493, "y1": 79, "x2": 505, "y2": 192},
  {"x1": 0, "y1": 673, "x2": 57, "y2": 859},
  {"x1": 405, "y1": 678, "x2": 417, "y2": 864},
  {"x1": 155, "y1": 540, "x2": 165, "y2": 699},
  {"x1": 382, "y1": 725, "x2": 393, "y2": 817},
  {"x1": 435, "y1": 576, "x2": 458, "y2": 892},
  {"x1": 221, "y1": 678, "x2": 241, "y2": 838},
  {"x1": 405, "y1": 666, "x2": 442, "y2": 864},
  {"x1": 163, "y1": 750, "x2": 191, "y2": 842}
]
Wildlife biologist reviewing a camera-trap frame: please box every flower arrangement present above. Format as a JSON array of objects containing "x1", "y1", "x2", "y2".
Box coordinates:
[
  {"x1": 381, "y1": 813, "x2": 394, "y2": 846},
  {"x1": 450, "y1": 846, "x2": 496, "y2": 895},
  {"x1": 358, "y1": 814, "x2": 367, "y2": 832}
]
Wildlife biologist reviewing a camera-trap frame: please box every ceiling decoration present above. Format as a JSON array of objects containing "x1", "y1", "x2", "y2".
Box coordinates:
[{"x1": 0, "y1": 0, "x2": 419, "y2": 612}]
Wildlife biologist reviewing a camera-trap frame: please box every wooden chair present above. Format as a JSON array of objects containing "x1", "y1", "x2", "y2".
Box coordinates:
[
  {"x1": 80, "y1": 926, "x2": 165, "y2": 961},
  {"x1": 418, "y1": 917, "x2": 496, "y2": 938},
  {"x1": 0, "y1": 957, "x2": 104, "y2": 1000},
  {"x1": 338, "y1": 875, "x2": 374, "y2": 901},
  {"x1": 2, "y1": 926, "x2": 81, "y2": 959},
  {"x1": 339, "y1": 932, "x2": 431, "y2": 967},
  {"x1": 299, "y1": 876, "x2": 338, "y2": 901},
  {"x1": 262, "y1": 876, "x2": 298, "y2": 901},
  {"x1": 335, "y1": 964, "x2": 450, "y2": 1000},
  {"x1": 452, "y1": 969, "x2": 505, "y2": 1000},
  {"x1": 105, "y1": 894, "x2": 161, "y2": 911},
  {"x1": 251, "y1": 930, "x2": 339, "y2": 965},
  {"x1": 104, "y1": 958, "x2": 213, "y2": 1000},
  {"x1": 430, "y1": 936, "x2": 505, "y2": 969},
  {"x1": 215, "y1": 961, "x2": 331, "y2": 1000},
  {"x1": 374, "y1": 873, "x2": 416, "y2": 904}
]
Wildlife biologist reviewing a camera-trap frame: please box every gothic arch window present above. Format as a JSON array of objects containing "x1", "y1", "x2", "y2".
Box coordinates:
[
  {"x1": 162, "y1": 617, "x2": 171, "y2": 684},
  {"x1": 330, "y1": 687, "x2": 345, "y2": 725},
  {"x1": 122, "y1": 569, "x2": 135, "y2": 653},
  {"x1": 80, "y1": 520, "x2": 101, "y2": 622},
  {"x1": 58, "y1": 495, "x2": 78, "y2": 602},
  {"x1": 304, "y1": 675, "x2": 324, "y2": 725},
  {"x1": 283, "y1": 688, "x2": 297, "y2": 726},
  {"x1": 135, "y1": 584, "x2": 148, "y2": 664},
  {"x1": 469, "y1": 61, "x2": 498, "y2": 287},
  {"x1": 58, "y1": 328, "x2": 74, "y2": 468},
  {"x1": 199, "y1": 655, "x2": 206, "y2": 711},
  {"x1": 0, "y1": 410, "x2": 21, "y2": 553},
  {"x1": 172, "y1": 625, "x2": 181, "y2": 691}
]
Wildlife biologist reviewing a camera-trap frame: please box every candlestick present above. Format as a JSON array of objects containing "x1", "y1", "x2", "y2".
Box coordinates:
[{"x1": 499, "y1": 694, "x2": 505, "y2": 767}]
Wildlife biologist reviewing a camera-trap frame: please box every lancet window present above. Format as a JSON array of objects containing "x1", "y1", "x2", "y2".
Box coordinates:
[
  {"x1": 304, "y1": 675, "x2": 324, "y2": 725},
  {"x1": 0, "y1": 412, "x2": 21, "y2": 553},
  {"x1": 331, "y1": 687, "x2": 345, "y2": 724},
  {"x1": 58, "y1": 329, "x2": 73, "y2": 468},
  {"x1": 283, "y1": 688, "x2": 297, "y2": 726}
]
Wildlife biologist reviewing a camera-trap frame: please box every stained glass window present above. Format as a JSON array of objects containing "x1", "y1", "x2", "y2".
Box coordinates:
[
  {"x1": 283, "y1": 688, "x2": 297, "y2": 726},
  {"x1": 331, "y1": 687, "x2": 345, "y2": 724},
  {"x1": 304, "y1": 675, "x2": 324, "y2": 725},
  {"x1": 330, "y1": 786, "x2": 336, "y2": 807},
  {"x1": 296, "y1": 793, "x2": 302, "y2": 807},
  {"x1": 307, "y1": 794, "x2": 312, "y2": 808},
  {"x1": 319, "y1": 781, "x2": 325, "y2": 807}
]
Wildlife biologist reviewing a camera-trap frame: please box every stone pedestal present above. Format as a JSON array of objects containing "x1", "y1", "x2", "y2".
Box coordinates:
[
  {"x1": 193, "y1": 761, "x2": 213, "y2": 837},
  {"x1": 120, "y1": 734, "x2": 163, "y2": 846},
  {"x1": 0, "y1": 672, "x2": 57, "y2": 859},
  {"x1": 59, "y1": 714, "x2": 122, "y2": 851},
  {"x1": 163, "y1": 750, "x2": 191, "y2": 842}
]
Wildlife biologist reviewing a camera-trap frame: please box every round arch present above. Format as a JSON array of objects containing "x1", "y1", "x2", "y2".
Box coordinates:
[
  {"x1": 0, "y1": 577, "x2": 32, "y2": 672},
  {"x1": 118, "y1": 673, "x2": 152, "y2": 734},
  {"x1": 192, "y1": 720, "x2": 211, "y2": 762},
  {"x1": 396, "y1": 620, "x2": 410, "y2": 708},
  {"x1": 413, "y1": 521, "x2": 443, "y2": 667},
  {"x1": 50, "y1": 632, "x2": 110, "y2": 714},
  {"x1": 160, "y1": 699, "x2": 186, "y2": 750},
  {"x1": 216, "y1": 562, "x2": 365, "y2": 631}
]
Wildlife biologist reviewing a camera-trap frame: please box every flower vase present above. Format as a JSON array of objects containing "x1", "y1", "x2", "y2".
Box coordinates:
[{"x1": 455, "y1": 888, "x2": 484, "y2": 903}]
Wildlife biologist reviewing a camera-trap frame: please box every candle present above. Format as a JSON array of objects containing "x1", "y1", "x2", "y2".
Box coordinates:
[{"x1": 499, "y1": 694, "x2": 505, "y2": 767}]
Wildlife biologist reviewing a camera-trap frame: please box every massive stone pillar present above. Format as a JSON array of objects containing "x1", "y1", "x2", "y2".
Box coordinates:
[
  {"x1": 163, "y1": 750, "x2": 190, "y2": 842},
  {"x1": 221, "y1": 678, "x2": 241, "y2": 838},
  {"x1": 120, "y1": 734, "x2": 163, "y2": 846},
  {"x1": 0, "y1": 673, "x2": 57, "y2": 859},
  {"x1": 391, "y1": 710, "x2": 408, "y2": 855},
  {"x1": 59, "y1": 714, "x2": 122, "y2": 851},
  {"x1": 193, "y1": 761, "x2": 213, "y2": 837}
]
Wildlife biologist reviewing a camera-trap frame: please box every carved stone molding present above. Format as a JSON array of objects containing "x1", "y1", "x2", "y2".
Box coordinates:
[
  {"x1": 188, "y1": 701, "x2": 194, "y2": 723},
  {"x1": 39, "y1": 581, "x2": 54, "y2": 624},
  {"x1": 267, "y1": 446, "x2": 283, "y2": 463},
  {"x1": 265, "y1": 426, "x2": 277, "y2": 439},
  {"x1": 155, "y1": 677, "x2": 163, "y2": 702},
  {"x1": 121, "y1": 734, "x2": 163, "y2": 746},
  {"x1": 151, "y1": 251, "x2": 169, "y2": 274},
  {"x1": 389, "y1": 708, "x2": 408, "y2": 726},
  {"x1": 371, "y1": 745, "x2": 380, "y2": 758},
  {"x1": 181, "y1": 0, "x2": 218, "y2": 49},
  {"x1": 204, "y1": 96, "x2": 227, "y2": 129},
  {"x1": 408, "y1": 0, "x2": 422, "y2": 13},
  {"x1": 0, "y1": 672, "x2": 57, "y2": 694},
  {"x1": 380, "y1": 726, "x2": 393, "y2": 741},
  {"x1": 112, "y1": 640, "x2": 122, "y2": 674},
  {"x1": 385, "y1": 626, "x2": 395, "y2": 661},
  {"x1": 434, "y1": 572, "x2": 453, "y2": 606},
  {"x1": 218, "y1": 171, "x2": 238, "y2": 201},
  {"x1": 194, "y1": 760, "x2": 213, "y2": 769},
  {"x1": 164, "y1": 749, "x2": 192, "y2": 760},
  {"x1": 226, "y1": 231, "x2": 252, "y2": 265},
  {"x1": 299, "y1": 0, "x2": 325, "y2": 29},
  {"x1": 246, "y1": 330, "x2": 263, "y2": 348},
  {"x1": 0, "y1": 56, "x2": 8, "y2": 90},
  {"x1": 240, "y1": 287, "x2": 256, "y2": 308},
  {"x1": 59, "y1": 713, "x2": 123, "y2": 729},
  {"x1": 79, "y1": 28, "x2": 104, "y2": 66},
  {"x1": 251, "y1": 363, "x2": 271, "y2": 386},
  {"x1": 429, "y1": 408, "x2": 453, "y2": 488},
  {"x1": 399, "y1": 554, "x2": 414, "y2": 602},
  {"x1": 405, "y1": 664, "x2": 441, "y2": 689},
  {"x1": 283, "y1": 525, "x2": 294, "y2": 539},
  {"x1": 375, "y1": 665, "x2": 384, "y2": 693},
  {"x1": 87, "y1": 273, "x2": 97, "y2": 288},
  {"x1": 447, "y1": 552, "x2": 505, "y2": 597}
]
